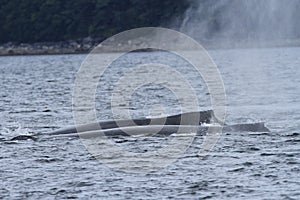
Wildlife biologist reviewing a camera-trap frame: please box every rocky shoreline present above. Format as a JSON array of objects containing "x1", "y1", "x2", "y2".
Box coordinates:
[
  {"x1": 0, "y1": 37, "x2": 100, "y2": 56},
  {"x1": 1, "y1": 38, "x2": 300, "y2": 56}
]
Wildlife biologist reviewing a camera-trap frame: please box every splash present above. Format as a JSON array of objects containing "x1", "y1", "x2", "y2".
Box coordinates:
[{"x1": 0, "y1": 122, "x2": 31, "y2": 138}]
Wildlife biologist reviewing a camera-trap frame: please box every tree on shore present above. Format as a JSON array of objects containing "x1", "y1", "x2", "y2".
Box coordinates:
[{"x1": 0, "y1": 0, "x2": 189, "y2": 43}]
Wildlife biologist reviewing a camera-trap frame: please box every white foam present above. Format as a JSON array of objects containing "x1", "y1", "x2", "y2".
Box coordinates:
[{"x1": 0, "y1": 122, "x2": 30, "y2": 137}]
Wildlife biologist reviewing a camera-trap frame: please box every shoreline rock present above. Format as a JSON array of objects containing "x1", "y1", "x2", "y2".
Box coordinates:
[
  {"x1": 0, "y1": 38, "x2": 101, "y2": 56},
  {"x1": 1, "y1": 38, "x2": 300, "y2": 56}
]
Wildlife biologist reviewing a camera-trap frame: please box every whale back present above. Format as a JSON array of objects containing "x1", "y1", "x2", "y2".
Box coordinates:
[{"x1": 48, "y1": 110, "x2": 214, "y2": 135}]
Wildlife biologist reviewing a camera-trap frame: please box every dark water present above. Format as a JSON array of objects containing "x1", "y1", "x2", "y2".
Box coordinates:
[{"x1": 0, "y1": 47, "x2": 299, "y2": 199}]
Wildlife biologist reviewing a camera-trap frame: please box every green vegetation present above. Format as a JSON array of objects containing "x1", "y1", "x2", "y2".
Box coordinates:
[{"x1": 0, "y1": 0, "x2": 189, "y2": 43}]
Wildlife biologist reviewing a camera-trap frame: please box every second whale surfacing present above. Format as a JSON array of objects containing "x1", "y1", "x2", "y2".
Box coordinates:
[{"x1": 48, "y1": 110, "x2": 270, "y2": 138}]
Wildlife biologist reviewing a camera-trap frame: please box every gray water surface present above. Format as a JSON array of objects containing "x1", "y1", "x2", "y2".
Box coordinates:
[{"x1": 0, "y1": 47, "x2": 300, "y2": 199}]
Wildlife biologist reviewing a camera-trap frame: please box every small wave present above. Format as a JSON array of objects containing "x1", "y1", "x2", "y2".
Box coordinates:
[{"x1": 0, "y1": 122, "x2": 33, "y2": 140}]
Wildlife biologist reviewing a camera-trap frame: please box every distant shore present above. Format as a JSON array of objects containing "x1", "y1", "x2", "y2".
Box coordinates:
[
  {"x1": 1, "y1": 38, "x2": 300, "y2": 56},
  {"x1": 0, "y1": 37, "x2": 100, "y2": 56}
]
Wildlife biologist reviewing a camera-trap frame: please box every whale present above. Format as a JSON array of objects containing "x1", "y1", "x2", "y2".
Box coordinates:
[
  {"x1": 50, "y1": 123, "x2": 269, "y2": 139},
  {"x1": 47, "y1": 110, "x2": 270, "y2": 138},
  {"x1": 48, "y1": 110, "x2": 215, "y2": 135}
]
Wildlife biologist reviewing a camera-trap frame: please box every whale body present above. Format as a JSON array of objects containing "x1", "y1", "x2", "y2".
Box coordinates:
[
  {"x1": 48, "y1": 110, "x2": 214, "y2": 135},
  {"x1": 51, "y1": 123, "x2": 269, "y2": 139},
  {"x1": 48, "y1": 110, "x2": 269, "y2": 138}
]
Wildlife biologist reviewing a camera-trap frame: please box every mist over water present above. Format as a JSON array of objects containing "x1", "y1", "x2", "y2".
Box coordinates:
[{"x1": 178, "y1": 0, "x2": 300, "y2": 47}]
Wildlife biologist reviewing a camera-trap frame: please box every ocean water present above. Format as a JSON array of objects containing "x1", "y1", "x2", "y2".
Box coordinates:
[{"x1": 0, "y1": 47, "x2": 299, "y2": 199}]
